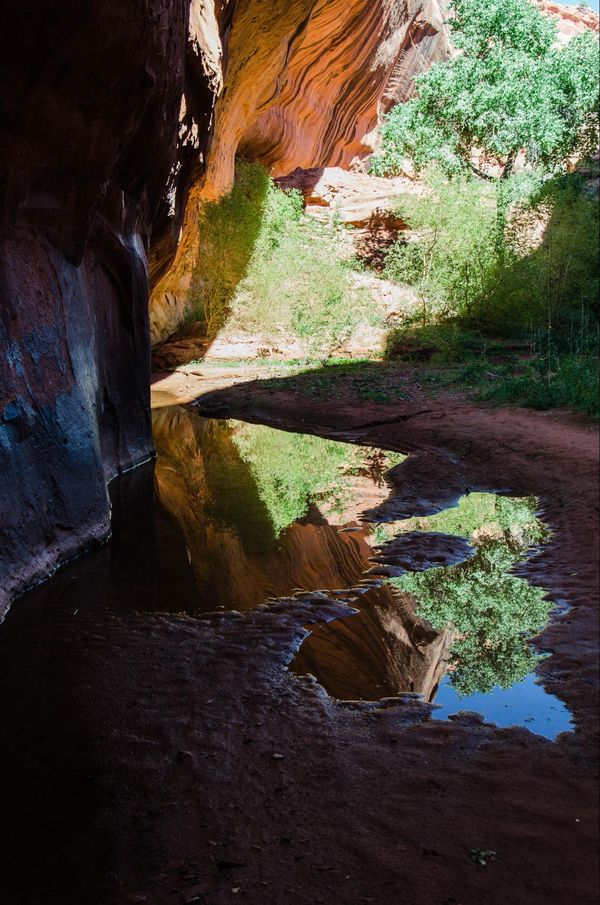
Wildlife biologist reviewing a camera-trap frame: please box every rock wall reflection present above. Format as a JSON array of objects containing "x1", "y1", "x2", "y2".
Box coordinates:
[
  {"x1": 152, "y1": 405, "x2": 449, "y2": 700},
  {"x1": 153, "y1": 406, "x2": 386, "y2": 609},
  {"x1": 293, "y1": 585, "x2": 453, "y2": 702}
]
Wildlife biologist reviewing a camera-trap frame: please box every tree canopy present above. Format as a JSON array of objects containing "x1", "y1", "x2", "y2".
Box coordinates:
[{"x1": 372, "y1": 0, "x2": 600, "y2": 180}]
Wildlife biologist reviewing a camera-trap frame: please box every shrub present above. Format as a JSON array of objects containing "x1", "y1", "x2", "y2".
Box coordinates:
[
  {"x1": 188, "y1": 160, "x2": 270, "y2": 336},
  {"x1": 383, "y1": 170, "x2": 599, "y2": 341},
  {"x1": 479, "y1": 352, "x2": 600, "y2": 418},
  {"x1": 475, "y1": 175, "x2": 600, "y2": 332},
  {"x1": 382, "y1": 172, "x2": 499, "y2": 320},
  {"x1": 189, "y1": 159, "x2": 379, "y2": 354},
  {"x1": 371, "y1": 0, "x2": 600, "y2": 180}
]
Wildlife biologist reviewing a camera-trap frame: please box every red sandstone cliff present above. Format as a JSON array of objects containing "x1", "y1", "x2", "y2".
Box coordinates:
[
  {"x1": 149, "y1": 0, "x2": 452, "y2": 343},
  {"x1": 536, "y1": 0, "x2": 599, "y2": 43}
]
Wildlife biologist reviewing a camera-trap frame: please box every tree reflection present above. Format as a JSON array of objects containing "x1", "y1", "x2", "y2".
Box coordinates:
[{"x1": 391, "y1": 496, "x2": 551, "y2": 697}]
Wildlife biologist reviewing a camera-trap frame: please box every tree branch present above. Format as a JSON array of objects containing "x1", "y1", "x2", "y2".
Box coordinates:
[
  {"x1": 501, "y1": 151, "x2": 517, "y2": 180},
  {"x1": 467, "y1": 162, "x2": 496, "y2": 182}
]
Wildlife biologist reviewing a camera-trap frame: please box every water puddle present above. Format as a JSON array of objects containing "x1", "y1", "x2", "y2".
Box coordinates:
[
  {"x1": 379, "y1": 500, "x2": 573, "y2": 737},
  {"x1": 432, "y1": 674, "x2": 571, "y2": 736},
  {"x1": 149, "y1": 407, "x2": 405, "y2": 610},
  {"x1": 11, "y1": 406, "x2": 572, "y2": 739},
  {"x1": 293, "y1": 492, "x2": 573, "y2": 739}
]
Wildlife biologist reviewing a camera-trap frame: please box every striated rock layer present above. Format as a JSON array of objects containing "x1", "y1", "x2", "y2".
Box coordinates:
[
  {"x1": 3, "y1": 0, "x2": 593, "y2": 612},
  {"x1": 536, "y1": 0, "x2": 599, "y2": 44},
  {"x1": 150, "y1": 0, "x2": 599, "y2": 344},
  {"x1": 150, "y1": 0, "x2": 451, "y2": 343}
]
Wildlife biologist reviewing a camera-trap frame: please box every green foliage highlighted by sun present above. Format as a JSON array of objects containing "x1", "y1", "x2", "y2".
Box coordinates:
[
  {"x1": 398, "y1": 491, "x2": 546, "y2": 545},
  {"x1": 372, "y1": 0, "x2": 600, "y2": 180},
  {"x1": 383, "y1": 172, "x2": 500, "y2": 318},
  {"x1": 390, "y1": 493, "x2": 551, "y2": 697},
  {"x1": 189, "y1": 160, "x2": 377, "y2": 353}
]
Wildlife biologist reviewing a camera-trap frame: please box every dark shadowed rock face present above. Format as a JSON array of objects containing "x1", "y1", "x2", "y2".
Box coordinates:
[{"x1": 0, "y1": 1, "x2": 220, "y2": 614}]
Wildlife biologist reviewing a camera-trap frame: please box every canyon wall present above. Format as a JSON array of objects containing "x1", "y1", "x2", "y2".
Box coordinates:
[
  {"x1": 3, "y1": 0, "x2": 449, "y2": 612},
  {"x1": 2, "y1": 0, "x2": 591, "y2": 613},
  {"x1": 150, "y1": 0, "x2": 599, "y2": 344},
  {"x1": 150, "y1": 0, "x2": 451, "y2": 343},
  {"x1": 0, "y1": 0, "x2": 222, "y2": 615}
]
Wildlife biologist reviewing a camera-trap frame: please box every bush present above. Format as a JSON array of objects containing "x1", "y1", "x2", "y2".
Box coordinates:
[
  {"x1": 474, "y1": 175, "x2": 600, "y2": 332},
  {"x1": 384, "y1": 171, "x2": 599, "y2": 333},
  {"x1": 479, "y1": 353, "x2": 599, "y2": 418},
  {"x1": 189, "y1": 160, "x2": 378, "y2": 354},
  {"x1": 385, "y1": 321, "x2": 491, "y2": 363},
  {"x1": 382, "y1": 169, "x2": 599, "y2": 416},
  {"x1": 383, "y1": 172, "x2": 499, "y2": 320}
]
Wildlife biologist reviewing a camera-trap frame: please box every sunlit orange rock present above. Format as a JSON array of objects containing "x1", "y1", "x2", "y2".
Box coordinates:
[
  {"x1": 536, "y1": 0, "x2": 599, "y2": 44},
  {"x1": 150, "y1": 0, "x2": 451, "y2": 343}
]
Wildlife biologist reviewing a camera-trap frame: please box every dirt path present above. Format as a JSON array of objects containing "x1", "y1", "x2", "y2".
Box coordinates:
[{"x1": 0, "y1": 368, "x2": 597, "y2": 905}]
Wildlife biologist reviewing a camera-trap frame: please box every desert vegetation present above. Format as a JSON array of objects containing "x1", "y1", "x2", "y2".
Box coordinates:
[
  {"x1": 371, "y1": 0, "x2": 599, "y2": 416},
  {"x1": 182, "y1": 0, "x2": 598, "y2": 418},
  {"x1": 188, "y1": 160, "x2": 379, "y2": 355}
]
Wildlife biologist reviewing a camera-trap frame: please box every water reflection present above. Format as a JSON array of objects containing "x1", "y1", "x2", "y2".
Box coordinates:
[
  {"x1": 293, "y1": 584, "x2": 453, "y2": 702},
  {"x1": 389, "y1": 497, "x2": 551, "y2": 698},
  {"x1": 292, "y1": 489, "x2": 572, "y2": 738},
  {"x1": 11, "y1": 406, "x2": 571, "y2": 738},
  {"x1": 151, "y1": 408, "x2": 570, "y2": 737},
  {"x1": 151, "y1": 407, "x2": 404, "y2": 611}
]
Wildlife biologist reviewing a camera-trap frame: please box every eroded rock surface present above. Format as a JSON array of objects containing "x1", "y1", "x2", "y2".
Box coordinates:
[
  {"x1": 150, "y1": 0, "x2": 451, "y2": 343},
  {"x1": 0, "y1": 1, "x2": 220, "y2": 613},
  {"x1": 536, "y1": 0, "x2": 599, "y2": 43}
]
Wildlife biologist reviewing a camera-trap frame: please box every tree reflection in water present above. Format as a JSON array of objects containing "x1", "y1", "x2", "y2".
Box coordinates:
[
  {"x1": 390, "y1": 495, "x2": 551, "y2": 697},
  {"x1": 151, "y1": 408, "x2": 568, "y2": 733}
]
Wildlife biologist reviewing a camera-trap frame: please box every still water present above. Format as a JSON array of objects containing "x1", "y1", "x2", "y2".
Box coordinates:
[
  {"x1": 16, "y1": 405, "x2": 574, "y2": 738},
  {"x1": 151, "y1": 406, "x2": 572, "y2": 738}
]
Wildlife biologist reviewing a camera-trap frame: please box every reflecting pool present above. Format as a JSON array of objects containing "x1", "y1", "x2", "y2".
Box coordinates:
[{"x1": 11, "y1": 406, "x2": 572, "y2": 739}]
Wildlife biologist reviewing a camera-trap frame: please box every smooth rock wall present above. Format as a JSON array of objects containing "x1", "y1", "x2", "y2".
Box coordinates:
[{"x1": 0, "y1": 0, "x2": 216, "y2": 614}]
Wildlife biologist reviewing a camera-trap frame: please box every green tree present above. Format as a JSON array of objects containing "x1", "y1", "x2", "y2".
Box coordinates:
[
  {"x1": 397, "y1": 542, "x2": 551, "y2": 697},
  {"x1": 372, "y1": 0, "x2": 599, "y2": 181}
]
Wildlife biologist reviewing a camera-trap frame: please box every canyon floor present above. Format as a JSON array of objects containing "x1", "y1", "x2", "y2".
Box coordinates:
[{"x1": 0, "y1": 363, "x2": 598, "y2": 905}]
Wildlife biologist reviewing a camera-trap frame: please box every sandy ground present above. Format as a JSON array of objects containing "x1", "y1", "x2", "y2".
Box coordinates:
[{"x1": 0, "y1": 365, "x2": 597, "y2": 905}]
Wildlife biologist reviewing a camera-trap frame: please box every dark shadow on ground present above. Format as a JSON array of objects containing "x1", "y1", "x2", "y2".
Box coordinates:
[{"x1": 354, "y1": 208, "x2": 408, "y2": 270}]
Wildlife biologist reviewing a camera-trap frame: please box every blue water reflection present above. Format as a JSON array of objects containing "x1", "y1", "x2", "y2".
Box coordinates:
[{"x1": 432, "y1": 672, "x2": 573, "y2": 740}]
